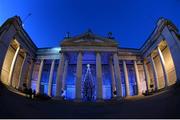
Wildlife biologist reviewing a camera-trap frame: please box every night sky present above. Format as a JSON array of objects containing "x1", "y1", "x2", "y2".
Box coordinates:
[{"x1": 0, "y1": 0, "x2": 180, "y2": 48}]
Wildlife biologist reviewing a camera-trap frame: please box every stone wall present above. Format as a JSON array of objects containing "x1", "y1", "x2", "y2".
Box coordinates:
[
  {"x1": 162, "y1": 46, "x2": 176, "y2": 85},
  {"x1": 1, "y1": 45, "x2": 15, "y2": 84},
  {"x1": 146, "y1": 62, "x2": 155, "y2": 90},
  {"x1": 12, "y1": 54, "x2": 24, "y2": 88},
  {"x1": 154, "y1": 55, "x2": 165, "y2": 89}
]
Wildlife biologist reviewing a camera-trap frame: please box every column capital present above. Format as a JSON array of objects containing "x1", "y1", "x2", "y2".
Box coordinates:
[
  {"x1": 52, "y1": 59, "x2": 56, "y2": 62},
  {"x1": 112, "y1": 51, "x2": 118, "y2": 55},
  {"x1": 157, "y1": 43, "x2": 164, "y2": 49},
  {"x1": 95, "y1": 51, "x2": 101, "y2": 54},
  {"x1": 76, "y1": 51, "x2": 84, "y2": 57},
  {"x1": 122, "y1": 60, "x2": 126, "y2": 63},
  {"x1": 143, "y1": 59, "x2": 147, "y2": 64},
  {"x1": 40, "y1": 59, "x2": 44, "y2": 62},
  {"x1": 77, "y1": 50, "x2": 83, "y2": 54},
  {"x1": 31, "y1": 58, "x2": 36, "y2": 62},
  {"x1": 147, "y1": 53, "x2": 153, "y2": 60}
]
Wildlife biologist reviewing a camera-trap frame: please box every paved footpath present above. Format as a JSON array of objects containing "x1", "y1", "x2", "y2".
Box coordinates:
[{"x1": 0, "y1": 84, "x2": 180, "y2": 119}]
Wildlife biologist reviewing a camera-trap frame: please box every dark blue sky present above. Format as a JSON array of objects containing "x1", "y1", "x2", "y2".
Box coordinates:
[{"x1": 0, "y1": 0, "x2": 180, "y2": 48}]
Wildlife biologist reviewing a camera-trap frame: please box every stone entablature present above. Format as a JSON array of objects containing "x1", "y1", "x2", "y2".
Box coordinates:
[
  {"x1": 61, "y1": 46, "x2": 118, "y2": 52},
  {"x1": 60, "y1": 31, "x2": 119, "y2": 47},
  {"x1": 36, "y1": 47, "x2": 61, "y2": 59},
  {"x1": 140, "y1": 18, "x2": 179, "y2": 58}
]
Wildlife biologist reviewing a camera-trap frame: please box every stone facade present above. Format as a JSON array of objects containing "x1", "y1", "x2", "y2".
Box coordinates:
[{"x1": 0, "y1": 16, "x2": 180, "y2": 101}]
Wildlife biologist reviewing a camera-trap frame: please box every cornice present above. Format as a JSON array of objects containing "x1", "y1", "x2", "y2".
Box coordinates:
[
  {"x1": 140, "y1": 17, "x2": 179, "y2": 55},
  {"x1": 0, "y1": 16, "x2": 37, "y2": 50},
  {"x1": 60, "y1": 31, "x2": 119, "y2": 47}
]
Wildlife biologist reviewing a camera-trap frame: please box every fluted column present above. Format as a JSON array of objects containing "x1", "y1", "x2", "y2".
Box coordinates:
[
  {"x1": 36, "y1": 59, "x2": 44, "y2": 94},
  {"x1": 96, "y1": 52, "x2": 103, "y2": 100},
  {"x1": 123, "y1": 60, "x2": 130, "y2": 96},
  {"x1": 109, "y1": 58, "x2": 116, "y2": 97},
  {"x1": 143, "y1": 60, "x2": 150, "y2": 91},
  {"x1": 75, "y1": 52, "x2": 82, "y2": 100},
  {"x1": 134, "y1": 60, "x2": 141, "y2": 95},
  {"x1": 17, "y1": 53, "x2": 28, "y2": 89},
  {"x1": 62, "y1": 60, "x2": 68, "y2": 91},
  {"x1": 113, "y1": 53, "x2": 122, "y2": 98},
  {"x1": 48, "y1": 59, "x2": 55, "y2": 96},
  {"x1": 27, "y1": 59, "x2": 35, "y2": 89},
  {"x1": 149, "y1": 55, "x2": 159, "y2": 91},
  {"x1": 8, "y1": 45, "x2": 20, "y2": 86},
  {"x1": 56, "y1": 52, "x2": 65, "y2": 97},
  {"x1": 157, "y1": 46, "x2": 169, "y2": 88}
]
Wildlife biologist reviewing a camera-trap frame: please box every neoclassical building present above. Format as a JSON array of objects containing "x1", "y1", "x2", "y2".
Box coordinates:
[{"x1": 0, "y1": 16, "x2": 180, "y2": 101}]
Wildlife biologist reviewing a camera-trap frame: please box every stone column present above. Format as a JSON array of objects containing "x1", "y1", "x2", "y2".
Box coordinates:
[
  {"x1": 36, "y1": 59, "x2": 44, "y2": 94},
  {"x1": 161, "y1": 27, "x2": 180, "y2": 83},
  {"x1": 157, "y1": 46, "x2": 169, "y2": 88},
  {"x1": 17, "y1": 53, "x2": 28, "y2": 89},
  {"x1": 149, "y1": 55, "x2": 159, "y2": 91},
  {"x1": 123, "y1": 60, "x2": 130, "y2": 96},
  {"x1": 109, "y1": 58, "x2": 116, "y2": 97},
  {"x1": 56, "y1": 52, "x2": 65, "y2": 97},
  {"x1": 8, "y1": 45, "x2": 20, "y2": 86},
  {"x1": 113, "y1": 53, "x2": 122, "y2": 98},
  {"x1": 134, "y1": 60, "x2": 141, "y2": 95},
  {"x1": 27, "y1": 59, "x2": 35, "y2": 89},
  {"x1": 75, "y1": 52, "x2": 82, "y2": 100},
  {"x1": 143, "y1": 60, "x2": 150, "y2": 92},
  {"x1": 62, "y1": 60, "x2": 68, "y2": 91},
  {"x1": 48, "y1": 59, "x2": 55, "y2": 96},
  {"x1": 96, "y1": 52, "x2": 103, "y2": 100}
]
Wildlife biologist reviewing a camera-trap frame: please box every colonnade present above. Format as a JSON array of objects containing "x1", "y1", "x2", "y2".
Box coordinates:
[
  {"x1": 17, "y1": 44, "x2": 172, "y2": 100},
  {"x1": 144, "y1": 45, "x2": 170, "y2": 91},
  {"x1": 5, "y1": 42, "x2": 34, "y2": 90},
  {"x1": 6, "y1": 44, "x2": 174, "y2": 100},
  {"x1": 35, "y1": 51, "x2": 145, "y2": 100}
]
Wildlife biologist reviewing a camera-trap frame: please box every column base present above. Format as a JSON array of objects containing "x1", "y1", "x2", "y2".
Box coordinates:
[
  {"x1": 125, "y1": 95, "x2": 131, "y2": 99},
  {"x1": 116, "y1": 96, "x2": 123, "y2": 101},
  {"x1": 52, "y1": 96, "x2": 64, "y2": 100},
  {"x1": 74, "y1": 98, "x2": 82, "y2": 102},
  {"x1": 96, "y1": 98, "x2": 103, "y2": 102}
]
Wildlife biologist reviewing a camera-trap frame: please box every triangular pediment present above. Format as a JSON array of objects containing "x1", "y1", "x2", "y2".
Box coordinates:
[{"x1": 60, "y1": 32, "x2": 119, "y2": 47}]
